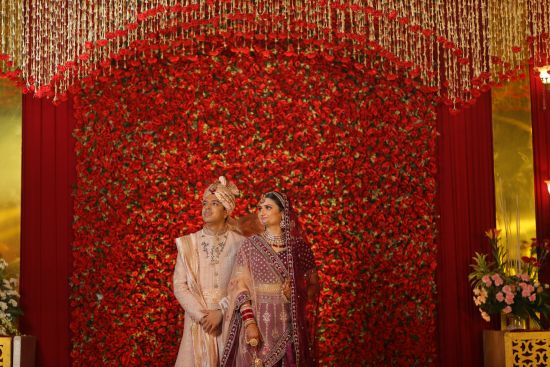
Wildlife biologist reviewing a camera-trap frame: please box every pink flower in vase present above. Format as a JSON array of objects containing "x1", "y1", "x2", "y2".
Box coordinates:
[
  {"x1": 482, "y1": 275, "x2": 492, "y2": 287},
  {"x1": 503, "y1": 285, "x2": 513, "y2": 294},
  {"x1": 518, "y1": 273, "x2": 530, "y2": 282},
  {"x1": 496, "y1": 292, "x2": 504, "y2": 302},
  {"x1": 505, "y1": 293, "x2": 515, "y2": 305},
  {"x1": 520, "y1": 283, "x2": 535, "y2": 298},
  {"x1": 529, "y1": 294, "x2": 537, "y2": 302},
  {"x1": 502, "y1": 306, "x2": 512, "y2": 314},
  {"x1": 491, "y1": 273, "x2": 504, "y2": 286}
]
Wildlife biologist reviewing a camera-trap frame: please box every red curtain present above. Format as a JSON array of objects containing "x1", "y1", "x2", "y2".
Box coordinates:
[
  {"x1": 436, "y1": 92, "x2": 497, "y2": 367},
  {"x1": 20, "y1": 96, "x2": 75, "y2": 367},
  {"x1": 530, "y1": 71, "x2": 550, "y2": 291},
  {"x1": 531, "y1": 73, "x2": 550, "y2": 243}
]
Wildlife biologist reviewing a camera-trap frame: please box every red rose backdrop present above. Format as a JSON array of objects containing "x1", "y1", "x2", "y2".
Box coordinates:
[{"x1": 70, "y1": 43, "x2": 438, "y2": 366}]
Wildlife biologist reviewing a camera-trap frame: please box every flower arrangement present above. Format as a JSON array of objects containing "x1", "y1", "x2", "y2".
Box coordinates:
[
  {"x1": 0, "y1": 258, "x2": 22, "y2": 335},
  {"x1": 469, "y1": 229, "x2": 550, "y2": 327},
  {"x1": 69, "y1": 48, "x2": 438, "y2": 365}
]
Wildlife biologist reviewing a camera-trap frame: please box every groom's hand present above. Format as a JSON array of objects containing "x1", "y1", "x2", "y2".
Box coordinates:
[{"x1": 200, "y1": 309, "x2": 223, "y2": 335}]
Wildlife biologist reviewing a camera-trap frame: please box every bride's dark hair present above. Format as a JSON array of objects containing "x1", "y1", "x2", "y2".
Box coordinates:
[{"x1": 264, "y1": 191, "x2": 285, "y2": 211}]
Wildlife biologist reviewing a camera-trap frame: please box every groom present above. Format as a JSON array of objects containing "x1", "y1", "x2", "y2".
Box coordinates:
[{"x1": 173, "y1": 176, "x2": 245, "y2": 367}]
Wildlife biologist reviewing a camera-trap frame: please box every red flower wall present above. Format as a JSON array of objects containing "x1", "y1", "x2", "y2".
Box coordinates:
[{"x1": 70, "y1": 45, "x2": 438, "y2": 366}]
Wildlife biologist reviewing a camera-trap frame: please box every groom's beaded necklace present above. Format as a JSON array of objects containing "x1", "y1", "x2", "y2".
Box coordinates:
[{"x1": 201, "y1": 227, "x2": 229, "y2": 265}]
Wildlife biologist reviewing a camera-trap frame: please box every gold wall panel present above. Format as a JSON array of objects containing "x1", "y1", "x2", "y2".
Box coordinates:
[
  {"x1": 0, "y1": 79, "x2": 21, "y2": 275},
  {"x1": 492, "y1": 73, "x2": 536, "y2": 261}
]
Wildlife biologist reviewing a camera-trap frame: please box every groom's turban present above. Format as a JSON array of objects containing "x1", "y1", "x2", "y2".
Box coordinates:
[{"x1": 203, "y1": 176, "x2": 240, "y2": 214}]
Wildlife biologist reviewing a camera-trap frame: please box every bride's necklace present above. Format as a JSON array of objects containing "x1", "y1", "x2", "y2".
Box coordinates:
[{"x1": 262, "y1": 230, "x2": 286, "y2": 248}]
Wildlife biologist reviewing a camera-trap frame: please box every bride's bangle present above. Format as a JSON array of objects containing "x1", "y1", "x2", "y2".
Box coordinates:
[{"x1": 244, "y1": 318, "x2": 257, "y2": 328}]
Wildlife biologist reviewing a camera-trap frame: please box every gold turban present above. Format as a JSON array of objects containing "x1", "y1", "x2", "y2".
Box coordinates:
[{"x1": 203, "y1": 176, "x2": 240, "y2": 214}]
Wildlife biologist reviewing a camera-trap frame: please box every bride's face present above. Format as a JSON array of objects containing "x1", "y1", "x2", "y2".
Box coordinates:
[{"x1": 257, "y1": 197, "x2": 283, "y2": 228}]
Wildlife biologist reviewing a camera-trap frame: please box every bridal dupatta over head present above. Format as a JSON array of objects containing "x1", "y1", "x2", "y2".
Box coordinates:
[{"x1": 221, "y1": 192, "x2": 319, "y2": 367}]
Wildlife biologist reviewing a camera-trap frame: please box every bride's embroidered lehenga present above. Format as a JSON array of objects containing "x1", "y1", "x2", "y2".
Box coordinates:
[{"x1": 221, "y1": 193, "x2": 319, "y2": 367}]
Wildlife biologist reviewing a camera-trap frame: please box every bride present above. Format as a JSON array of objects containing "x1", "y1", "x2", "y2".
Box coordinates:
[{"x1": 221, "y1": 191, "x2": 320, "y2": 367}]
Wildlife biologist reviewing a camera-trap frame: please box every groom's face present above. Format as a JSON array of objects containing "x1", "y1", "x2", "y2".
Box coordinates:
[{"x1": 202, "y1": 193, "x2": 227, "y2": 224}]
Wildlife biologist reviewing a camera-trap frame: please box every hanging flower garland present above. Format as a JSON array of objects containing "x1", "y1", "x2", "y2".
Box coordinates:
[
  {"x1": 70, "y1": 44, "x2": 438, "y2": 366},
  {"x1": 0, "y1": 0, "x2": 549, "y2": 110}
]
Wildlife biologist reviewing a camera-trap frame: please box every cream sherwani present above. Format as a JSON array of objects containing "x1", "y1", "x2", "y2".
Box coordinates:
[{"x1": 174, "y1": 229, "x2": 245, "y2": 367}]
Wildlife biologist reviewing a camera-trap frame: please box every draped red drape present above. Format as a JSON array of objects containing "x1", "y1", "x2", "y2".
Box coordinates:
[
  {"x1": 20, "y1": 96, "x2": 75, "y2": 367},
  {"x1": 530, "y1": 72, "x2": 550, "y2": 288},
  {"x1": 531, "y1": 74, "x2": 550, "y2": 243},
  {"x1": 436, "y1": 92, "x2": 497, "y2": 367}
]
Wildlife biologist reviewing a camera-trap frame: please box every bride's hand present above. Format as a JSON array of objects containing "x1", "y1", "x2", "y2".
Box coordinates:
[
  {"x1": 245, "y1": 322, "x2": 262, "y2": 347},
  {"x1": 282, "y1": 280, "x2": 291, "y2": 300}
]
